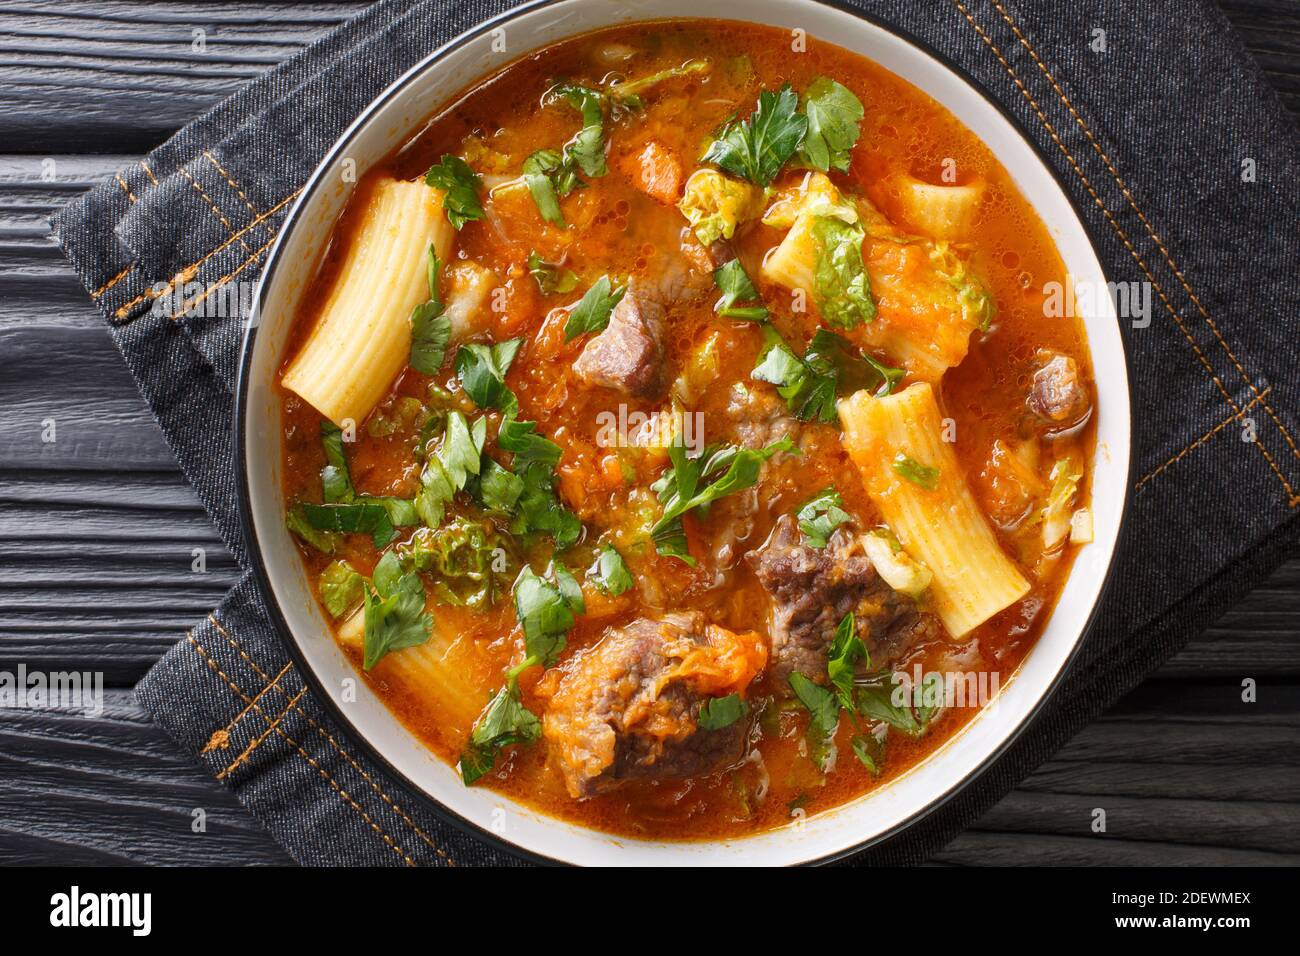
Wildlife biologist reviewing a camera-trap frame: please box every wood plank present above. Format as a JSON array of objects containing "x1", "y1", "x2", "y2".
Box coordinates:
[
  {"x1": 0, "y1": 689, "x2": 292, "y2": 865},
  {"x1": 0, "y1": 2, "x2": 365, "y2": 153}
]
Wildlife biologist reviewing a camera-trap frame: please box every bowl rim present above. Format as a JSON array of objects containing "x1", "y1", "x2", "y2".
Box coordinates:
[{"x1": 234, "y1": 0, "x2": 1136, "y2": 866}]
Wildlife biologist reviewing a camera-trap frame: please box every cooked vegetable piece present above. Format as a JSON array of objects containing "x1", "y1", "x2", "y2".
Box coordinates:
[
  {"x1": 319, "y1": 559, "x2": 364, "y2": 618},
  {"x1": 678, "y1": 168, "x2": 763, "y2": 245}
]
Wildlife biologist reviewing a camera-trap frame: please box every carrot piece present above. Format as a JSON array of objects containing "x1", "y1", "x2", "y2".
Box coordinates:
[{"x1": 619, "y1": 141, "x2": 684, "y2": 205}]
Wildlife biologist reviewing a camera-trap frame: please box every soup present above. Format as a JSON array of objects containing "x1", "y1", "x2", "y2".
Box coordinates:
[{"x1": 277, "y1": 19, "x2": 1094, "y2": 840}]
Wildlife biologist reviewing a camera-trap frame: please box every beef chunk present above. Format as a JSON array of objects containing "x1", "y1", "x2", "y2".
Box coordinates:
[
  {"x1": 572, "y1": 279, "x2": 667, "y2": 399},
  {"x1": 1028, "y1": 350, "x2": 1091, "y2": 428},
  {"x1": 538, "y1": 612, "x2": 766, "y2": 798},
  {"x1": 748, "y1": 516, "x2": 939, "y2": 686}
]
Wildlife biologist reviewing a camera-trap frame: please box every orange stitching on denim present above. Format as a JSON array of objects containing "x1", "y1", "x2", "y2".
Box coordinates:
[
  {"x1": 111, "y1": 188, "x2": 301, "y2": 321},
  {"x1": 185, "y1": 628, "x2": 415, "y2": 866},
  {"x1": 208, "y1": 613, "x2": 454, "y2": 865},
  {"x1": 950, "y1": 0, "x2": 1297, "y2": 506},
  {"x1": 1137, "y1": 387, "x2": 1272, "y2": 489},
  {"x1": 171, "y1": 228, "x2": 279, "y2": 320},
  {"x1": 217, "y1": 686, "x2": 307, "y2": 780},
  {"x1": 91, "y1": 264, "x2": 133, "y2": 299},
  {"x1": 987, "y1": 0, "x2": 1300, "y2": 470},
  {"x1": 114, "y1": 174, "x2": 137, "y2": 204},
  {"x1": 139, "y1": 160, "x2": 159, "y2": 187},
  {"x1": 178, "y1": 164, "x2": 253, "y2": 256},
  {"x1": 203, "y1": 150, "x2": 262, "y2": 220},
  {"x1": 218, "y1": 661, "x2": 292, "y2": 738}
]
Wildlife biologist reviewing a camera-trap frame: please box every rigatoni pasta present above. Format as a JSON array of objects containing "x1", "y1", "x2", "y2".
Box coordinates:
[
  {"x1": 838, "y1": 382, "x2": 1031, "y2": 636},
  {"x1": 281, "y1": 177, "x2": 454, "y2": 427}
]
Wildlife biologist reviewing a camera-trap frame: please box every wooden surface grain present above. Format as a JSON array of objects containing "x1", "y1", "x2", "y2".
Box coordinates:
[{"x1": 0, "y1": 0, "x2": 1297, "y2": 867}]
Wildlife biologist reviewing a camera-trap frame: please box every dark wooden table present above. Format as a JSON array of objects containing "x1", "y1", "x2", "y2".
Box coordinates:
[{"x1": 2, "y1": 0, "x2": 1298, "y2": 866}]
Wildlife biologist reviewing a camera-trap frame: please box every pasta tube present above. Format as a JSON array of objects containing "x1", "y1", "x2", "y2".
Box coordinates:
[
  {"x1": 282, "y1": 177, "x2": 454, "y2": 427},
  {"x1": 839, "y1": 382, "x2": 1030, "y2": 636}
]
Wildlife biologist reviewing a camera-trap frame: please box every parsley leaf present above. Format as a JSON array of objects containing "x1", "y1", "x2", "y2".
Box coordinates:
[
  {"x1": 713, "y1": 259, "x2": 768, "y2": 321},
  {"x1": 587, "y1": 544, "x2": 634, "y2": 596},
  {"x1": 564, "y1": 275, "x2": 626, "y2": 341},
  {"x1": 497, "y1": 416, "x2": 563, "y2": 468},
  {"x1": 798, "y1": 77, "x2": 865, "y2": 174},
  {"x1": 551, "y1": 83, "x2": 608, "y2": 178},
  {"x1": 702, "y1": 85, "x2": 808, "y2": 187},
  {"x1": 300, "y1": 501, "x2": 400, "y2": 548},
  {"x1": 459, "y1": 680, "x2": 541, "y2": 785},
  {"x1": 513, "y1": 563, "x2": 583, "y2": 668},
  {"x1": 362, "y1": 551, "x2": 433, "y2": 670},
  {"x1": 854, "y1": 677, "x2": 926, "y2": 737},
  {"x1": 851, "y1": 730, "x2": 886, "y2": 774},
  {"x1": 511, "y1": 460, "x2": 581, "y2": 548},
  {"x1": 891, "y1": 453, "x2": 940, "y2": 490},
  {"x1": 527, "y1": 251, "x2": 579, "y2": 294},
  {"x1": 455, "y1": 339, "x2": 522, "y2": 412},
  {"x1": 413, "y1": 411, "x2": 486, "y2": 528},
  {"x1": 797, "y1": 488, "x2": 851, "y2": 549},
  {"x1": 752, "y1": 326, "x2": 901, "y2": 423},
  {"x1": 424, "y1": 155, "x2": 485, "y2": 230},
  {"x1": 813, "y1": 216, "x2": 876, "y2": 328},
  {"x1": 410, "y1": 244, "x2": 450, "y2": 374},
  {"x1": 475, "y1": 458, "x2": 525, "y2": 513},
  {"x1": 650, "y1": 433, "x2": 796, "y2": 558},
  {"x1": 788, "y1": 672, "x2": 840, "y2": 735},
  {"x1": 522, "y1": 149, "x2": 570, "y2": 225},
  {"x1": 752, "y1": 328, "x2": 837, "y2": 423},
  {"x1": 698, "y1": 693, "x2": 747, "y2": 731},
  {"x1": 827, "y1": 612, "x2": 868, "y2": 711}
]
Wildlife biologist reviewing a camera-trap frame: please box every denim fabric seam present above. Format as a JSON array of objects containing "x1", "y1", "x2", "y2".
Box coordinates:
[
  {"x1": 1136, "y1": 385, "x2": 1273, "y2": 489},
  {"x1": 184, "y1": 626, "x2": 418, "y2": 866},
  {"x1": 110, "y1": 187, "x2": 303, "y2": 323},
  {"x1": 203, "y1": 150, "x2": 264, "y2": 221},
  {"x1": 950, "y1": 0, "x2": 1299, "y2": 505},
  {"x1": 207, "y1": 613, "x2": 456, "y2": 864},
  {"x1": 987, "y1": 0, "x2": 1300, "y2": 476},
  {"x1": 177, "y1": 163, "x2": 255, "y2": 256},
  {"x1": 217, "y1": 685, "x2": 309, "y2": 780}
]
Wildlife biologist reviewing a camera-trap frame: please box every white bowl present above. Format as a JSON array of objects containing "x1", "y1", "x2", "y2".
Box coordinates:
[{"x1": 237, "y1": 0, "x2": 1132, "y2": 866}]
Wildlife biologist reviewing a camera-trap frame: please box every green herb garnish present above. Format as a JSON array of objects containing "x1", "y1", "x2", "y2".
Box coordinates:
[
  {"x1": 698, "y1": 693, "x2": 748, "y2": 731},
  {"x1": 712, "y1": 258, "x2": 768, "y2": 321},
  {"x1": 455, "y1": 339, "x2": 522, "y2": 413},
  {"x1": 797, "y1": 77, "x2": 865, "y2": 174},
  {"x1": 564, "y1": 275, "x2": 626, "y2": 341},
  {"x1": 796, "y1": 488, "x2": 851, "y2": 549},
  {"x1": 424, "y1": 155, "x2": 485, "y2": 229},
  {"x1": 702, "y1": 84, "x2": 808, "y2": 187},
  {"x1": 362, "y1": 551, "x2": 433, "y2": 670},
  {"x1": 891, "y1": 453, "x2": 940, "y2": 490},
  {"x1": 587, "y1": 544, "x2": 633, "y2": 596},
  {"x1": 527, "y1": 251, "x2": 579, "y2": 294}
]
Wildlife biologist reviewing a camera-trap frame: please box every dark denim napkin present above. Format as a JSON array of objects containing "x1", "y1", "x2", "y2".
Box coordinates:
[{"x1": 55, "y1": 0, "x2": 1300, "y2": 866}]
